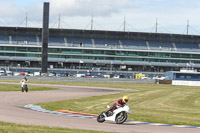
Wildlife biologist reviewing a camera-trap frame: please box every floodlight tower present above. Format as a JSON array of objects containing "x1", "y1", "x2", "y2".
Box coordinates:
[
  {"x1": 187, "y1": 20, "x2": 189, "y2": 35},
  {"x1": 41, "y1": 2, "x2": 50, "y2": 74}
]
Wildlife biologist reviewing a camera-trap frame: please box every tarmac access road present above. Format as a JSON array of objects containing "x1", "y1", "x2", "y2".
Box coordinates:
[{"x1": 0, "y1": 82, "x2": 199, "y2": 133}]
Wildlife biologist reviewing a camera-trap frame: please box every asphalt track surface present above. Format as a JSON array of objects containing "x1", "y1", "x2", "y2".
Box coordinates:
[{"x1": 0, "y1": 82, "x2": 199, "y2": 133}]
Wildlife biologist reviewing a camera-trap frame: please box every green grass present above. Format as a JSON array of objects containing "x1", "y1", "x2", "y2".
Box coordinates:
[
  {"x1": 0, "y1": 84, "x2": 58, "y2": 91},
  {"x1": 0, "y1": 122, "x2": 113, "y2": 133},
  {"x1": 1, "y1": 81, "x2": 200, "y2": 127},
  {"x1": 37, "y1": 83, "x2": 200, "y2": 127}
]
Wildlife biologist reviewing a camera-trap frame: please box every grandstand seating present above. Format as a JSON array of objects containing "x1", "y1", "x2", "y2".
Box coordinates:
[
  {"x1": 67, "y1": 37, "x2": 92, "y2": 47},
  {"x1": 48, "y1": 36, "x2": 65, "y2": 46},
  {"x1": 94, "y1": 38, "x2": 119, "y2": 48},
  {"x1": 175, "y1": 42, "x2": 200, "y2": 52},
  {"x1": 148, "y1": 41, "x2": 173, "y2": 51},
  {"x1": 1, "y1": 34, "x2": 200, "y2": 53},
  {"x1": 0, "y1": 35, "x2": 9, "y2": 43},
  {"x1": 12, "y1": 35, "x2": 37, "y2": 45},
  {"x1": 121, "y1": 40, "x2": 147, "y2": 50}
]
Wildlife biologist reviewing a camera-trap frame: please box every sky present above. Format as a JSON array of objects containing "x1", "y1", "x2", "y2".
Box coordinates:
[{"x1": 0, "y1": 0, "x2": 200, "y2": 35}]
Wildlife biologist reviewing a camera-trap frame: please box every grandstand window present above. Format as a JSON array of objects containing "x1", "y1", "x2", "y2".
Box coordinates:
[
  {"x1": 127, "y1": 51, "x2": 136, "y2": 56},
  {"x1": 16, "y1": 53, "x2": 26, "y2": 57},
  {"x1": 83, "y1": 50, "x2": 93, "y2": 54},
  {"x1": 87, "y1": 56, "x2": 94, "y2": 59},
  {"x1": 48, "y1": 49, "x2": 57, "y2": 53},
  {"x1": 0, "y1": 47, "x2": 5, "y2": 50},
  {"x1": 29, "y1": 48, "x2": 39, "y2": 52},
  {"x1": 181, "y1": 54, "x2": 191, "y2": 58},
  {"x1": 97, "y1": 57, "x2": 104, "y2": 60},
  {"x1": 138, "y1": 52, "x2": 148, "y2": 56},
  {"x1": 94, "y1": 50, "x2": 104, "y2": 55},
  {"x1": 6, "y1": 47, "x2": 15, "y2": 51},
  {"x1": 105, "y1": 51, "x2": 115, "y2": 55},
  {"x1": 171, "y1": 53, "x2": 180, "y2": 58},
  {"x1": 27, "y1": 54, "x2": 36, "y2": 57},
  {"x1": 17, "y1": 47, "x2": 27, "y2": 52},
  {"x1": 180, "y1": 60, "x2": 188, "y2": 63},
  {"x1": 191, "y1": 54, "x2": 200, "y2": 59},
  {"x1": 72, "y1": 56, "x2": 82, "y2": 59},
  {"x1": 171, "y1": 60, "x2": 177, "y2": 63},
  {"x1": 148, "y1": 52, "x2": 154, "y2": 57},
  {"x1": 165, "y1": 53, "x2": 170, "y2": 57},
  {"x1": 186, "y1": 75, "x2": 192, "y2": 79}
]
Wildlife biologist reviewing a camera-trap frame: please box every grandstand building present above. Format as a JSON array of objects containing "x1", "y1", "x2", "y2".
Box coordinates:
[{"x1": 0, "y1": 26, "x2": 200, "y2": 72}]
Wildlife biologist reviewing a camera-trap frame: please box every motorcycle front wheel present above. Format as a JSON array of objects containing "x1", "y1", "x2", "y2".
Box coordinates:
[
  {"x1": 115, "y1": 111, "x2": 127, "y2": 124},
  {"x1": 97, "y1": 112, "x2": 105, "y2": 123}
]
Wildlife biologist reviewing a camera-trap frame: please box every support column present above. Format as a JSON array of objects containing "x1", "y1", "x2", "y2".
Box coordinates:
[{"x1": 41, "y1": 2, "x2": 50, "y2": 74}]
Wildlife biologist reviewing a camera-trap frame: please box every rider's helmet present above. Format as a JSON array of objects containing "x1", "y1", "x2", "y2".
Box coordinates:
[
  {"x1": 122, "y1": 96, "x2": 128, "y2": 104},
  {"x1": 23, "y1": 76, "x2": 27, "y2": 81}
]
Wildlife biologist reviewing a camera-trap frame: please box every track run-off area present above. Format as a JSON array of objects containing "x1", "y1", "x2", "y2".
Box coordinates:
[{"x1": 0, "y1": 82, "x2": 199, "y2": 133}]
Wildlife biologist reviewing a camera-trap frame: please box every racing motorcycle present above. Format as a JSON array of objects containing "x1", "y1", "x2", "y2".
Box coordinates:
[
  {"x1": 97, "y1": 104, "x2": 131, "y2": 124},
  {"x1": 22, "y1": 84, "x2": 28, "y2": 92}
]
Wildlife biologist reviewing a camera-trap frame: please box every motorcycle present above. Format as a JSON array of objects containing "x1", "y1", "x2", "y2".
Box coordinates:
[
  {"x1": 22, "y1": 84, "x2": 28, "y2": 92},
  {"x1": 97, "y1": 104, "x2": 131, "y2": 124}
]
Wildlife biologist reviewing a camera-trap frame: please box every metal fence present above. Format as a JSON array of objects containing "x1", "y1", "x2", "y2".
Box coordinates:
[{"x1": 0, "y1": 76, "x2": 156, "y2": 84}]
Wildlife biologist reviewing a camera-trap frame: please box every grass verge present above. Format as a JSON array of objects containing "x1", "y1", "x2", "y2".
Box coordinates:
[
  {"x1": 37, "y1": 83, "x2": 200, "y2": 127},
  {"x1": 0, "y1": 84, "x2": 58, "y2": 91},
  {"x1": 0, "y1": 122, "x2": 113, "y2": 133}
]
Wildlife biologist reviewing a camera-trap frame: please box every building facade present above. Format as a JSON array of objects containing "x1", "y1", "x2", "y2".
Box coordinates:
[{"x1": 0, "y1": 27, "x2": 200, "y2": 72}]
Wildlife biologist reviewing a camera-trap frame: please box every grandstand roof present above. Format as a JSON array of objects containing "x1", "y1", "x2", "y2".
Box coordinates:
[{"x1": 0, "y1": 26, "x2": 200, "y2": 43}]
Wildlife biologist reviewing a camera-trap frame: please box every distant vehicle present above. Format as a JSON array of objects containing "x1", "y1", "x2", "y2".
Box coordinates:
[
  {"x1": 75, "y1": 74, "x2": 85, "y2": 77},
  {"x1": 6, "y1": 71, "x2": 13, "y2": 76},
  {"x1": 113, "y1": 75, "x2": 120, "y2": 79},
  {"x1": 56, "y1": 74, "x2": 60, "y2": 77},
  {"x1": 153, "y1": 76, "x2": 165, "y2": 80},
  {"x1": 27, "y1": 73, "x2": 34, "y2": 76},
  {"x1": 60, "y1": 73, "x2": 68, "y2": 77},
  {"x1": 13, "y1": 72, "x2": 20, "y2": 76},
  {"x1": 20, "y1": 72, "x2": 26, "y2": 76},
  {"x1": 85, "y1": 75, "x2": 92, "y2": 78},
  {"x1": 34, "y1": 72, "x2": 40, "y2": 76},
  {"x1": 103, "y1": 74, "x2": 114, "y2": 78},
  {"x1": 48, "y1": 72, "x2": 56, "y2": 77},
  {"x1": 141, "y1": 77, "x2": 149, "y2": 79},
  {"x1": 135, "y1": 73, "x2": 145, "y2": 79},
  {"x1": 113, "y1": 74, "x2": 125, "y2": 79},
  {"x1": 0, "y1": 70, "x2": 6, "y2": 76}
]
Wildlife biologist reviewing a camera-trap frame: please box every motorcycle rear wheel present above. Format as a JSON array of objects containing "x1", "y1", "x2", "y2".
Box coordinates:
[
  {"x1": 115, "y1": 111, "x2": 127, "y2": 124},
  {"x1": 97, "y1": 112, "x2": 105, "y2": 123}
]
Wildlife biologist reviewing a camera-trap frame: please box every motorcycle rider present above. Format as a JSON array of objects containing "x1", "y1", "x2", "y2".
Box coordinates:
[
  {"x1": 20, "y1": 77, "x2": 29, "y2": 92},
  {"x1": 104, "y1": 96, "x2": 128, "y2": 116}
]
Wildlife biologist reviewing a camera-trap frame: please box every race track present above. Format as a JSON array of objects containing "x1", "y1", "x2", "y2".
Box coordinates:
[{"x1": 0, "y1": 82, "x2": 199, "y2": 133}]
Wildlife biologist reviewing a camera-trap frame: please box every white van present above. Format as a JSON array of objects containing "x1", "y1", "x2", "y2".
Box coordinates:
[
  {"x1": 75, "y1": 74, "x2": 85, "y2": 77},
  {"x1": 0, "y1": 70, "x2": 6, "y2": 76},
  {"x1": 6, "y1": 71, "x2": 13, "y2": 76}
]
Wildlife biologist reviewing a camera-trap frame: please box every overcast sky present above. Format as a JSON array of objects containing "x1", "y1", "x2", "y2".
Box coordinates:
[{"x1": 0, "y1": 0, "x2": 200, "y2": 35}]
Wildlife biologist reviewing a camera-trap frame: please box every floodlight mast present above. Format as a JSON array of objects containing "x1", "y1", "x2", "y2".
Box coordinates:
[
  {"x1": 155, "y1": 18, "x2": 158, "y2": 33},
  {"x1": 41, "y1": 2, "x2": 50, "y2": 74},
  {"x1": 187, "y1": 20, "x2": 189, "y2": 35}
]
